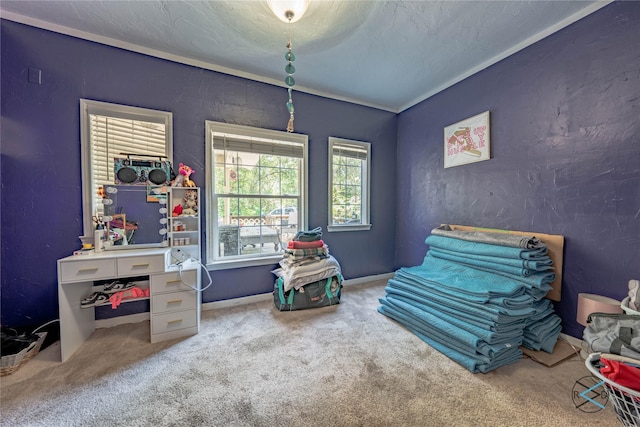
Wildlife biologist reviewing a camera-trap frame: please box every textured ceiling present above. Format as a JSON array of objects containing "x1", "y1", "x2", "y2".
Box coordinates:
[{"x1": 0, "y1": 1, "x2": 610, "y2": 112}]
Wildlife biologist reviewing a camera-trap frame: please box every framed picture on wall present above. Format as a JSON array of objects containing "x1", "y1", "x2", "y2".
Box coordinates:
[{"x1": 444, "y1": 111, "x2": 490, "y2": 168}]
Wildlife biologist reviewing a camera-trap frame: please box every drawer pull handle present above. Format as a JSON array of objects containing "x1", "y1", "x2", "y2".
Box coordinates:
[
  {"x1": 167, "y1": 319, "x2": 183, "y2": 325},
  {"x1": 132, "y1": 263, "x2": 150, "y2": 268},
  {"x1": 78, "y1": 268, "x2": 99, "y2": 273},
  {"x1": 167, "y1": 299, "x2": 183, "y2": 304},
  {"x1": 166, "y1": 280, "x2": 182, "y2": 284}
]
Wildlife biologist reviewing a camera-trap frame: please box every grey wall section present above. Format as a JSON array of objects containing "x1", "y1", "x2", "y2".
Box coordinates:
[
  {"x1": 396, "y1": 2, "x2": 640, "y2": 339},
  {"x1": 0, "y1": 20, "x2": 397, "y2": 327}
]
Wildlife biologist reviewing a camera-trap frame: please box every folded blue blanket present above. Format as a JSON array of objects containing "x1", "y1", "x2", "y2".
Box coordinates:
[
  {"x1": 379, "y1": 304, "x2": 523, "y2": 373},
  {"x1": 379, "y1": 297, "x2": 523, "y2": 358},
  {"x1": 523, "y1": 323, "x2": 562, "y2": 353},
  {"x1": 398, "y1": 258, "x2": 526, "y2": 301},
  {"x1": 392, "y1": 269, "x2": 534, "y2": 312},
  {"x1": 428, "y1": 247, "x2": 553, "y2": 277},
  {"x1": 385, "y1": 281, "x2": 533, "y2": 328},
  {"x1": 385, "y1": 294, "x2": 524, "y2": 345},
  {"x1": 426, "y1": 234, "x2": 548, "y2": 260},
  {"x1": 422, "y1": 255, "x2": 554, "y2": 301}
]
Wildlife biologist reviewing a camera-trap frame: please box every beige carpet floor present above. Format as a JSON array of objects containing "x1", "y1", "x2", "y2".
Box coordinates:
[{"x1": 0, "y1": 282, "x2": 618, "y2": 426}]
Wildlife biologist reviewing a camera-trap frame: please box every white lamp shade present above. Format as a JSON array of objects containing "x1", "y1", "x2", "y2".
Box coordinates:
[{"x1": 267, "y1": 0, "x2": 310, "y2": 23}]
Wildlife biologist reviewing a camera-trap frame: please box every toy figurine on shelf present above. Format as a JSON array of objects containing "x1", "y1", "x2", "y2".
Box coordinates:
[
  {"x1": 182, "y1": 189, "x2": 198, "y2": 216},
  {"x1": 171, "y1": 163, "x2": 196, "y2": 187}
]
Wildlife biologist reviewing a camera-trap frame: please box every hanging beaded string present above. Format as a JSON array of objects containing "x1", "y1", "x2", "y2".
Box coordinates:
[{"x1": 284, "y1": 13, "x2": 296, "y2": 132}]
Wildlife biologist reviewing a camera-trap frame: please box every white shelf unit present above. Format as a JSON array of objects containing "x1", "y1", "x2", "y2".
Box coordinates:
[{"x1": 168, "y1": 187, "x2": 201, "y2": 264}]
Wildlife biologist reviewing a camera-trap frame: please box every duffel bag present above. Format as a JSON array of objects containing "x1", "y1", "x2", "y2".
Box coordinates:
[
  {"x1": 584, "y1": 312, "x2": 640, "y2": 359},
  {"x1": 274, "y1": 274, "x2": 342, "y2": 311}
]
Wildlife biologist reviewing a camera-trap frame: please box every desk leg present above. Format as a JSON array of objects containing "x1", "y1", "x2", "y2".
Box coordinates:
[{"x1": 58, "y1": 281, "x2": 94, "y2": 362}]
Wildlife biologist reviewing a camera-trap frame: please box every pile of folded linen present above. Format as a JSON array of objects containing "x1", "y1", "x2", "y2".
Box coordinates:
[
  {"x1": 272, "y1": 227, "x2": 343, "y2": 310},
  {"x1": 378, "y1": 225, "x2": 562, "y2": 373}
]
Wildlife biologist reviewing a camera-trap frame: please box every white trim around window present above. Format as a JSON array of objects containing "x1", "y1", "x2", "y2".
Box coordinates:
[
  {"x1": 327, "y1": 137, "x2": 372, "y2": 233},
  {"x1": 205, "y1": 121, "x2": 309, "y2": 270}
]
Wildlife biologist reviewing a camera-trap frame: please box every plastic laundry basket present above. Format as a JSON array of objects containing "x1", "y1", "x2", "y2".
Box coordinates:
[{"x1": 586, "y1": 352, "x2": 640, "y2": 426}]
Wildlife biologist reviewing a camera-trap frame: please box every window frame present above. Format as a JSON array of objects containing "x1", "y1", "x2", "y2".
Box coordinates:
[
  {"x1": 79, "y1": 99, "x2": 173, "y2": 238},
  {"x1": 205, "y1": 121, "x2": 308, "y2": 270},
  {"x1": 327, "y1": 137, "x2": 372, "y2": 233}
]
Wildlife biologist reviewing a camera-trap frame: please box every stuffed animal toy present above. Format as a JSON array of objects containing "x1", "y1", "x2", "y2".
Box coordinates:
[
  {"x1": 172, "y1": 204, "x2": 183, "y2": 217},
  {"x1": 170, "y1": 163, "x2": 195, "y2": 187},
  {"x1": 171, "y1": 173, "x2": 184, "y2": 187},
  {"x1": 97, "y1": 186, "x2": 107, "y2": 199},
  {"x1": 182, "y1": 189, "x2": 198, "y2": 216},
  {"x1": 179, "y1": 163, "x2": 196, "y2": 187}
]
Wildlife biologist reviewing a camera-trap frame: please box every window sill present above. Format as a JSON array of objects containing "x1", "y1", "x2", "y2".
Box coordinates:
[
  {"x1": 207, "y1": 255, "x2": 282, "y2": 271},
  {"x1": 327, "y1": 224, "x2": 372, "y2": 233}
]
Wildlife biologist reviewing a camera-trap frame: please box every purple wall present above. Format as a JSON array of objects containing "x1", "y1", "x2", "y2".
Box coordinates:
[
  {"x1": 396, "y1": 2, "x2": 640, "y2": 338},
  {"x1": 3, "y1": 2, "x2": 638, "y2": 340},
  {"x1": 0, "y1": 20, "x2": 397, "y2": 327}
]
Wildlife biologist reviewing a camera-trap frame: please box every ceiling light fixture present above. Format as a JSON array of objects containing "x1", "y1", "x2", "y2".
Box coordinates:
[
  {"x1": 267, "y1": 0, "x2": 310, "y2": 24},
  {"x1": 267, "y1": 0, "x2": 310, "y2": 132}
]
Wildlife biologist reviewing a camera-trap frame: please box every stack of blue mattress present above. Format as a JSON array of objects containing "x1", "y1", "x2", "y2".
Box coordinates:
[{"x1": 378, "y1": 226, "x2": 562, "y2": 373}]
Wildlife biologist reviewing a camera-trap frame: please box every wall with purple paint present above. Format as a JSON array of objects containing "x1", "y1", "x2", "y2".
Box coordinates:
[
  {"x1": 0, "y1": 20, "x2": 397, "y2": 327},
  {"x1": 396, "y1": 2, "x2": 640, "y2": 338}
]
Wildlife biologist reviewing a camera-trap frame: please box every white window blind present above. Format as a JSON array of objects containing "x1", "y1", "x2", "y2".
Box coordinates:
[
  {"x1": 331, "y1": 141, "x2": 368, "y2": 160},
  {"x1": 212, "y1": 134, "x2": 304, "y2": 158},
  {"x1": 90, "y1": 115, "x2": 167, "y2": 186}
]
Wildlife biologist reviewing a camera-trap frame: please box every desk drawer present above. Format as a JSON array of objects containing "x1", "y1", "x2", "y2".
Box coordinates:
[
  {"x1": 117, "y1": 255, "x2": 165, "y2": 276},
  {"x1": 151, "y1": 310, "x2": 197, "y2": 334},
  {"x1": 151, "y1": 270, "x2": 197, "y2": 294},
  {"x1": 60, "y1": 259, "x2": 116, "y2": 283},
  {"x1": 152, "y1": 290, "x2": 197, "y2": 314}
]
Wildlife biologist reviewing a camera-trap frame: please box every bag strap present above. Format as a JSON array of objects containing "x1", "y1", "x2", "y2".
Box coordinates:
[
  {"x1": 611, "y1": 326, "x2": 634, "y2": 354},
  {"x1": 276, "y1": 278, "x2": 287, "y2": 310},
  {"x1": 325, "y1": 277, "x2": 334, "y2": 299},
  {"x1": 286, "y1": 284, "x2": 295, "y2": 307}
]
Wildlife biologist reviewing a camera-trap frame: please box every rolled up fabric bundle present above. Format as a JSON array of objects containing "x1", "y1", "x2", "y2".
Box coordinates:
[{"x1": 431, "y1": 224, "x2": 544, "y2": 250}]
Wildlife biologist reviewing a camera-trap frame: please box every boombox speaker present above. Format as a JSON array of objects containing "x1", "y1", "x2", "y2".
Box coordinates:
[{"x1": 114, "y1": 157, "x2": 172, "y2": 185}]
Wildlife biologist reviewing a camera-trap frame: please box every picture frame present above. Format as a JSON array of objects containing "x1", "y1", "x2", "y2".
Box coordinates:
[{"x1": 444, "y1": 111, "x2": 490, "y2": 168}]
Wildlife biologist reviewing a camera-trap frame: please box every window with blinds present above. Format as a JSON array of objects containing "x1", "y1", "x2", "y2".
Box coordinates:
[
  {"x1": 206, "y1": 121, "x2": 308, "y2": 266},
  {"x1": 328, "y1": 137, "x2": 371, "y2": 231},
  {"x1": 80, "y1": 99, "x2": 172, "y2": 237},
  {"x1": 90, "y1": 115, "x2": 168, "y2": 188}
]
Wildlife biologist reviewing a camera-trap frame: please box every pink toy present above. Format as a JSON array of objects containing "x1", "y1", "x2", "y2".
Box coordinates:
[
  {"x1": 171, "y1": 163, "x2": 196, "y2": 187},
  {"x1": 179, "y1": 163, "x2": 195, "y2": 187}
]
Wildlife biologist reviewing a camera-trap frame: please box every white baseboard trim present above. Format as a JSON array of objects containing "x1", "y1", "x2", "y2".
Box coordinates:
[
  {"x1": 343, "y1": 272, "x2": 394, "y2": 287},
  {"x1": 96, "y1": 312, "x2": 149, "y2": 329},
  {"x1": 202, "y1": 293, "x2": 272, "y2": 311},
  {"x1": 94, "y1": 272, "x2": 395, "y2": 325},
  {"x1": 559, "y1": 332, "x2": 583, "y2": 348},
  {"x1": 202, "y1": 272, "x2": 394, "y2": 312}
]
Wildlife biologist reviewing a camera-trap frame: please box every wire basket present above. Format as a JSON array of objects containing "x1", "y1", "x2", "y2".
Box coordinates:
[
  {"x1": 621, "y1": 297, "x2": 640, "y2": 316},
  {"x1": 0, "y1": 332, "x2": 47, "y2": 376},
  {"x1": 586, "y1": 352, "x2": 640, "y2": 426}
]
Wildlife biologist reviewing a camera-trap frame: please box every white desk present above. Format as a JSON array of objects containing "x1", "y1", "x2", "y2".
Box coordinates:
[{"x1": 57, "y1": 248, "x2": 200, "y2": 361}]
